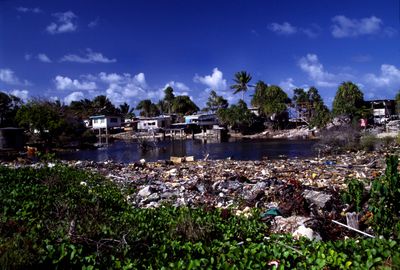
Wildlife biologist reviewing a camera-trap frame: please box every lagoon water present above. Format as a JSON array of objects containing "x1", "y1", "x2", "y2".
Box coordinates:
[{"x1": 58, "y1": 138, "x2": 317, "y2": 163}]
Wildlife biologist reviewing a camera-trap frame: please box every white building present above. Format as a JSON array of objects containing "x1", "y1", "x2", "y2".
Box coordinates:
[
  {"x1": 137, "y1": 116, "x2": 171, "y2": 131},
  {"x1": 184, "y1": 113, "x2": 218, "y2": 126},
  {"x1": 90, "y1": 115, "x2": 122, "y2": 129}
]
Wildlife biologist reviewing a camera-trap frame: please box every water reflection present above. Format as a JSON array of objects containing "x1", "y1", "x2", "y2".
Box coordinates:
[{"x1": 59, "y1": 138, "x2": 317, "y2": 163}]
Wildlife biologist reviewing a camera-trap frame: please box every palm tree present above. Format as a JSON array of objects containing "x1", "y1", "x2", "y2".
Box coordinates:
[
  {"x1": 119, "y1": 102, "x2": 135, "y2": 118},
  {"x1": 136, "y1": 99, "x2": 159, "y2": 117},
  {"x1": 92, "y1": 95, "x2": 116, "y2": 115},
  {"x1": 230, "y1": 71, "x2": 252, "y2": 102}
]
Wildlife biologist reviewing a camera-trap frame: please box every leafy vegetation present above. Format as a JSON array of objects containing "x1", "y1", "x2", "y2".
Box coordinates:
[
  {"x1": 231, "y1": 71, "x2": 252, "y2": 102},
  {"x1": 171, "y1": 95, "x2": 200, "y2": 116},
  {"x1": 136, "y1": 99, "x2": 160, "y2": 117},
  {"x1": 292, "y1": 87, "x2": 331, "y2": 128},
  {"x1": 359, "y1": 134, "x2": 378, "y2": 151},
  {"x1": 15, "y1": 100, "x2": 88, "y2": 146},
  {"x1": 1, "y1": 164, "x2": 400, "y2": 269},
  {"x1": 205, "y1": 90, "x2": 229, "y2": 113},
  {"x1": 217, "y1": 100, "x2": 258, "y2": 133},
  {"x1": 370, "y1": 155, "x2": 400, "y2": 239},
  {"x1": 341, "y1": 179, "x2": 365, "y2": 212},
  {"x1": 0, "y1": 92, "x2": 22, "y2": 127},
  {"x1": 332, "y1": 81, "x2": 365, "y2": 120}
]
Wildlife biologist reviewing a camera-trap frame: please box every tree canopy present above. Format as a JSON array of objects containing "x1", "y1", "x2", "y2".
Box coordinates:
[
  {"x1": 217, "y1": 100, "x2": 255, "y2": 133},
  {"x1": 291, "y1": 87, "x2": 331, "y2": 128},
  {"x1": 118, "y1": 102, "x2": 135, "y2": 118},
  {"x1": 171, "y1": 96, "x2": 199, "y2": 115},
  {"x1": 136, "y1": 99, "x2": 160, "y2": 117},
  {"x1": 16, "y1": 100, "x2": 85, "y2": 145},
  {"x1": 205, "y1": 90, "x2": 228, "y2": 112},
  {"x1": 158, "y1": 86, "x2": 176, "y2": 114},
  {"x1": 230, "y1": 71, "x2": 252, "y2": 102},
  {"x1": 332, "y1": 81, "x2": 365, "y2": 119},
  {"x1": 92, "y1": 95, "x2": 118, "y2": 115},
  {"x1": 0, "y1": 91, "x2": 22, "y2": 127},
  {"x1": 251, "y1": 83, "x2": 290, "y2": 129},
  {"x1": 395, "y1": 90, "x2": 400, "y2": 115}
]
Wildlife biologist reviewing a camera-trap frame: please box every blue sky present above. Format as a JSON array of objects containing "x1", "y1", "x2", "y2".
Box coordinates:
[{"x1": 0, "y1": 0, "x2": 399, "y2": 108}]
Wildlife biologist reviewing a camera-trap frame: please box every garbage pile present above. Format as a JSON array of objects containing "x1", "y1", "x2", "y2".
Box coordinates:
[
  {"x1": 1, "y1": 151, "x2": 387, "y2": 240},
  {"x1": 58, "y1": 152, "x2": 385, "y2": 240}
]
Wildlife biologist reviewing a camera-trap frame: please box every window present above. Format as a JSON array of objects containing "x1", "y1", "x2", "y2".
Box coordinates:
[
  {"x1": 110, "y1": 118, "x2": 118, "y2": 123},
  {"x1": 93, "y1": 119, "x2": 98, "y2": 124}
]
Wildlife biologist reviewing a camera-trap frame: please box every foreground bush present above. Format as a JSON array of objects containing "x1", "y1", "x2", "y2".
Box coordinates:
[{"x1": 1, "y1": 165, "x2": 399, "y2": 269}]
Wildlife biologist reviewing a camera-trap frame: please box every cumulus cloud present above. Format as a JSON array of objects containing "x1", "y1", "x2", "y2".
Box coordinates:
[
  {"x1": 298, "y1": 54, "x2": 336, "y2": 87},
  {"x1": 64, "y1": 91, "x2": 85, "y2": 104},
  {"x1": 54, "y1": 75, "x2": 97, "y2": 90},
  {"x1": 46, "y1": 11, "x2": 77, "y2": 34},
  {"x1": 193, "y1": 68, "x2": 227, "y2": 91},
  {"x1": 10, "y1": 89, "x2": 29, "y2": 101},
  {"x1": 98, "y1": 72, "x2": 123, "y2": 83},
  {"x1": 60, "y1": 49, "x2": 116, "y2": 63},
  {"x1": 16, "y1": 7, "x2": 42, "y2": 13},
  {"x1": 0, "y1": 68, "x2": 30, "y2": 86},
  {"x1": 37, "y1": 53, "x2": 52, "y2": 63},
  {"x1": 86, "y1": 71, "x2": 156, "y2": 104},
  {"x1": 365, "y1": 64, "x2": 400, "y2": 88},
  {"x1": 268, "y1": 22, "x2": 297, "y2": 35},
  {"x1": 331, "y1": 15, "x2": 395, "y2": 38}
]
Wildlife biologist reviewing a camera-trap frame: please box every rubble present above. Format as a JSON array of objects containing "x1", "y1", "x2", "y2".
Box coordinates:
[
  {"x1": 293, "y1": 225, "x2": 322, "y2": 241},
  {"x1": 0, "y1": 151, "x2": 389, "y2": 240},
  {"x1": 303, "y1": 190, "x2": 331, "y2": 209}
]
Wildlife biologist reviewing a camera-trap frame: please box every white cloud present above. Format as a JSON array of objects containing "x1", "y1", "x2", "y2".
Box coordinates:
[
  {"x1": 60, "y1": 48, "x2": 116, "y2": 63},
  {"x1": 331, "y1": 15, "x2": 388, "y2": 38},
  {"x1": 365, "y1": 64, "x2": 400, "y2": 88},
  {"x1": 298, "y1": 54, "x2": 336, "y2": 87},
  {"x1": 10, "y1": 89, "x2": 29, "y2": 101},
  {"x1": 193, "y1": 68, "x2": 227, "y2": 91},
  {"x1": 279, "y1": 78, "x2": 298, "y2": 93},
  {"x1": 37, "y1": 53, "x2": 52, "y2": 63},
  {"x1": 0, "y1": 68, "x2": 29, "y2": 86},
  {"x1": 46, "y1": 11, "x2": 77, "y2": 34},
  {"x1": 64, "y1": 91, "x2": 84, "y2": 104},
  {"x1": 134, "y1": 73, "x2": 147, "y2": 88},
  {"x1": 16, "y1": 7, "x2": 42, "y2": 13},
  {"x1": 93, "y1": 72, "x2": 153, "y2": 104},
  {"x1": 99, "y1": 72, "x2": 123, "y2": 83},
  {"x1": 268, "y1": 22, "x2": 297, "y2": 35},
  {"x1": 54, "y1": 75, "x2": 97, "y2": 90},
  {"x1": 268, "y1": 22, "x2": 320, "y2": 38}
]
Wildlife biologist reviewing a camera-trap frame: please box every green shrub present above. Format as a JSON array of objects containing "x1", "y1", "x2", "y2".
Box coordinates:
[
  {"x1": 341, "y1": 179, "x2": 365, "y2": 212},
  {"x1": 1, "y1": 165, "x2": 400, "y2": 269},
  {"x1": 359, "y1": 134, "x2": 377, "y2": 151},
  {"x1": 370, "y1": 155, "x2": 400, "y2": 239},
  {"x1": 381, "y1": 136, "x2": 395, "y2": 149}
]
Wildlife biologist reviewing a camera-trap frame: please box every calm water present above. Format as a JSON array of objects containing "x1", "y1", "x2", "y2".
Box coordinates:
[{"x1": 58, "y1": 138, "x2": 317, "y2": 163}]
